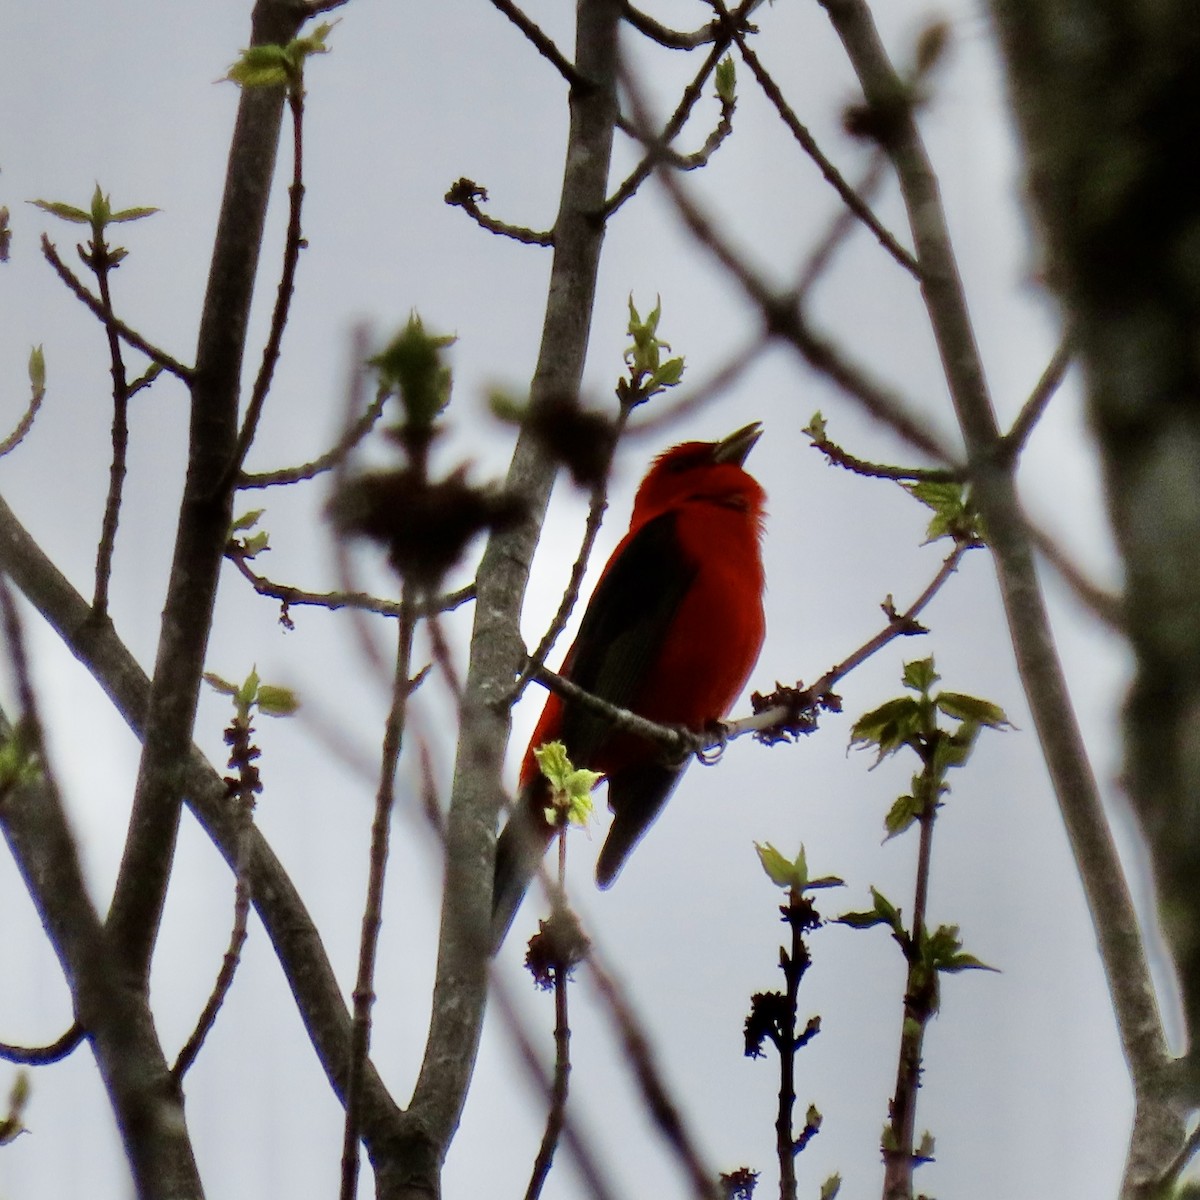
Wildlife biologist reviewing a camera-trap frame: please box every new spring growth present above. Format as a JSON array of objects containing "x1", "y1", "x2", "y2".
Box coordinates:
[
  {"x1": 223, "y1": 21, "x2": 335, "y2": 92},
  {"x1": 755, "y1": 842, "x2": 844, "y2": 896},
  {"x1": 619, "y1": 295, "x2": 686, "y2": 408},
  {"x1": 849, "y1": 656, "x2": 1010, "y2": 839},
  {"x1": 534, "y1": 741, "x2": 601, "y2": 828}
]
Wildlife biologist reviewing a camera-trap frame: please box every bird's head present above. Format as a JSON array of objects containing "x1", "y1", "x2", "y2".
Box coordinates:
[{"x1": 631, "y1": 421, "x2": 766, "y2": 527}]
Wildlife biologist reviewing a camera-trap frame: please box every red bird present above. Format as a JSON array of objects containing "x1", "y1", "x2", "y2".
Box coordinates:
[{"x1": 492, "y1": 422, "x2": 767, "y2": 948}]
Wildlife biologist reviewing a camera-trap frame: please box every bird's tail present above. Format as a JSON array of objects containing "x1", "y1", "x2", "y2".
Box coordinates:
[{"x1": 491, "y1": 778, "x2": 554, "y2": 953}]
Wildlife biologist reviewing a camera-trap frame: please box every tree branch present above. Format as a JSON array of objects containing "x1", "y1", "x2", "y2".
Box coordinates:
[
  {"x1": 406, "y1": 0, "x2": 624, "y2": 1164},
  {"x1": 39, "y1": 236, "x2": 194, "y2": 382},
  {"x1": 0, "y1": 491, "x2": 409, "y2": 1164},
  {"x1": 0, "y1": 594, "x2": 203, "y2": 1198},
  {"x1": 104, "y1": 0, "x2": 310, "y2": 983},
  {"x1": 818, "y1": 0, "x2": 1181, "y2": 1187}
]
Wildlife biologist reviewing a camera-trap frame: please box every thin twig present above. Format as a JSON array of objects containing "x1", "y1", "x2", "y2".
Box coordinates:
[
  {"x1": 605, "y1": 36, "x2": 733, "y2": 219},
  {"x1": 807, "y1": 428, "x2": 960, "y2": 482},
  {"x1": 39, "y1": 236, "x2": 194, "y2": 381},
  {"x1": 617, "y1": 58, "x2": 956, "y2": 466},
  {"x1": 228, "y1": 78, "x2": 308, "y2": 481},
  {"x1": 91, "y1": 231, "x2": 132, "y2": 619},
  {"x1": 171, "y1": 799, "x2": 254, "y2": 1082},
  {"x1": 339, "y1": 595, "x2": 417, "y2": 1200},
  {"x1": 507, "y1": 403, "x2": 634, "y2": 707},
  {"x1": 588, "y1": 950, "x2": 722, "y2": 1200},
  {"x1": 732, "y1": 541, "x2": 972, "y2": 744},
  {"x1": 622, "y1": 4, "x2": 724, "y2": 49},
  {"x1": 486, "y1": 0, "x2": 585, "y2": 88},
  {"x1": 228, "y1": 547, "x2": 475, "y2": 621},
  {"x1": 1025, "y1": 519, "x2": 1123, "y2": 631},
  {"x1": 0, "y1": 371, "x2": 46, "y2": 459},
  {"x1": 238, "y1": 383, "x2": 388, "y2": 488},
  {"x1": 444, "y1": 179, "x2": 554, "y2": 245},
  {"x1": 795, "y1": 151, "x2": 887, "y2": 300},
  {"x1": 882, "y1": 758, "x2": 939, "y2": 1200},
  {"x1": 0, "y1": 1024, "x2": 83, "y2": 1065},
  {"x1": 999, "y1": 332, "x2": 1073, "y2": 462},
  {"x1": 524, "y1": 832, "x2": 573, "y2": 1200},
  {"x1": 713, "y1": 1, "x2": 920, "y2": 279}
]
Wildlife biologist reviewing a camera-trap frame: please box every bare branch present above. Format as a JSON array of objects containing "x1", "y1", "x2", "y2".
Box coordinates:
[
  {"x1": 605, "y1": 38, "x2": 733, "y2": 219},
  {"x1": 617, "y1": 56, "x2": 957, "y2": 465},
  {"x1": 407, "y1": 0, "x2": 625, "y2": 1155},
  {"x1": 999, "y1": 332, "x2": 1073, "y2": 462},
  {"x1": 486, "y1": 0, "x2": 585, "y2": 88},
  {"x1": 818, "y1": 0, "x2": 1180, "y2": 1181},
  {"x1": 229, "y1": 548, "x2": 474, "y2": 620},
  {"x1": 806, "y1": 426, "x2": 960, "y2": 482},
  {"x1": 0, "y1": 588, "x2": 204, "y2": 1197},
  {"x1": 0, "y1": 366, "x2": 46, "y2": 459},
  {"x1": 238, "y1": 375, "x2": 388, "y2": 488},
  {"x1": 104, "y1": 0, "x2": 311, "y2": 983},
  {"x1": 622, "y1": 5, "x2": 723, "y2": 49},
  {"x1": 228, "y1": 78, "x2": 310, "y2": 480},
  {"x1": 0, "y1": 1024, "x2": 83, "y2": 1066},
  {"x1": 445, "y1": 178, "x2": 554, "y2": 246},
  {"x1": 713, "y1": 1, "x2": 921, "y2": 279},
  {"x1": 340, "y1": 598, "x2": 417, "y2": 1200},
  {"x1": 39, "y1": 236, "x2": 194, "y2": 382},
  {"x1": 0, "y1": 490, "x2": 408, "y2": 1158}
]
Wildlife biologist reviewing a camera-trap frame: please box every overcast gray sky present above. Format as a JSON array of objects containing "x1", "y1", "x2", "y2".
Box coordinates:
[{"x1": 1, "y1": 2, "x2": 1145, "y2": 1197}]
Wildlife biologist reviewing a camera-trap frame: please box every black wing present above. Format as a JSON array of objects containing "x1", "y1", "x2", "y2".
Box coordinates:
[{"x1": 556, "y1": 509, "x2": 697, "y2": 765}]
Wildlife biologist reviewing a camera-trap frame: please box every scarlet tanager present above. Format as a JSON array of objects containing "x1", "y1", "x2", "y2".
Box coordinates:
[{"x1": 492, "y1": 422, "x2": 767, "y2": 949}]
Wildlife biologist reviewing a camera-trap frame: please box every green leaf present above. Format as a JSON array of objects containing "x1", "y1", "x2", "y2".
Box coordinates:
[
  {"x1": 915, "y1": 1130, "x2": 936, "y2": 1162},
  {"x1": 803, "y1": 411, "x2": 827, "y2": 442},
  {"x1": 231, "y1": 509, "x2": 264, "y2": 533},
  {"x1": 89, "y1": 184, "x2": 111, "y2": 228},
  {"x1": 488, "y1": 390, "x2": 527, "y2": 424},
  {"x1": 939, "y1": 952, "x2": 999, "y2": 974},
  {"x1": 231, "y1": 508, "x2": 265, "y2": 533},
  {"x1": 755, "y1": 841, "x2": 797, "y2": 888},
  {"x1": 236, "y1": 667, "x2": 261, "y2": 710},
  {"x1": 369, "y1": 313, "x2": 455, "y2": 430},
  {"x1": 840, "y1": 889, "x2": 902, "y2": 933},
  {"x1": 30, "y1": 199, "x2": 91, "y2": 225},
  {"x1": 241, "y1": 530, "x2": 270, "y2": 558},
  {"x1": 883, "y1": 792, "x2": 923, "y2": 839},
  {"x1": 28, "y1": 345, "x2": 46, "y2": 394},
  {"x1": 837, "y1": 908, "x2": 890, "y2": 930},
  {"x1": 849, "y1": 695, "x2": 921, "y2": 759},
  {"x1": 935, "y1": 691, "x2": 1010, "y2": 729},
  {"x1": 755, "y1": 842, "x2": 843, "y2": 892},
  {"x1": 288, "y1": 20, "x2": 336, "y2": 63},
  {"x1": 203, "y1": 672, "x2": 238, "y2": 697},
  {"x1": 109, "y1": 205, "x2": 160, "y2": 224},
  {"x1": 0, "y1": 722, "x2": 41, "y2": 792},
  {"x1": 651, "y1": 356, "x2": 685, "y2": 390},
  {"x1": 902, "y1": 479, "x2": 983, "y2": 545},
  {"x1": 715, "y1": 56, "x2": 736, "y2": 106},
  {"x1": 902, "y1": 657, "x2": 939, "y2": 695},
  {"x1": 534, "y1": 741, "x2": 601, "y2": 827},
  {"x1": 819, "y1": 1174, "x2": 842, "y2": 1200},
  {"x1": 225, "y1": 43, "x2": 293, "y2": 88},
  {"x1": 931, "y1": 725, "x2": 977, "y2": 773},
  {"x1": 256, "y1": 685, "x2": 300, "y2": 717}
]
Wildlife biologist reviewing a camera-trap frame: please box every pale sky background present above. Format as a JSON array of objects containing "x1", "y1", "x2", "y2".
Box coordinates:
[{"x1": 0, "y1": 2, "x2": 1156, "y2": 1198}]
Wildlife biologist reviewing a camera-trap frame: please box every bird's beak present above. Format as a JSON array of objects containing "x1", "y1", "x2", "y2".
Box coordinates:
[{"x1": 712, "y1": 421, "x2": 763, "y2": 466}]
